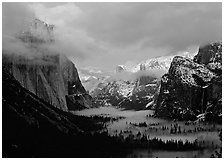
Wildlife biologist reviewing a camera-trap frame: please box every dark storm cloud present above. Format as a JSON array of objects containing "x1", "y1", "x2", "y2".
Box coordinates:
[
  {"x1": 3, "y1": 3, "x2": 35, "y2": 37},
  {"x1": 2, "y1": 3, "x2": 36, "y2": 56},
  {"x1": 77, "y1": 2, "x2": 221, "y2": 51},
  {"x1": 2, "y1": 2, "x2": 222, "y2": 70},
  {"x1": 2, "y1": 3, "x2": 99, "y2": 61}
]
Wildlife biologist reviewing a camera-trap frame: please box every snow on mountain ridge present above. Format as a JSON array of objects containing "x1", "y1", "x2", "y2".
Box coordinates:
[
  {"x1": 114, "y1": 80, "x2": 135, "y2": 97},
  {"x1": 78, "y1": 67, "x2": 111, "y2": 92},
  {"x1": 79, "y1": 51, "x2": 197, "y2": 109},
  {"x1": 129, "y1": 52, "x2": 196, "y2": 73}
]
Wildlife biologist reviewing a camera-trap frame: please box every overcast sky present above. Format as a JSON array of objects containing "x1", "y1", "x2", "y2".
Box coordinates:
[{"x1": 2, "y1": 2, "x2": 222, "y2": 71}]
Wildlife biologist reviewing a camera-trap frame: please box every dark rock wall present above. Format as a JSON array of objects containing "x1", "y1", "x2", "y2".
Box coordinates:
[
  {"x1": 155, "y1": 42, "x2": 222, "y2": 121},
  {"x1": 2, "y1": 53, "x2": 92, "y2": 111}
]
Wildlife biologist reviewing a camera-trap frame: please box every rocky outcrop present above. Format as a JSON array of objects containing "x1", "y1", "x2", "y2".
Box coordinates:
[{"x1": 155, "y1": 42, "x2": 222, "y2": 121}]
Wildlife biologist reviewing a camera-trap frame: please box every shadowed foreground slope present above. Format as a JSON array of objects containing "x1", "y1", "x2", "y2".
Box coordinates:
[{"x1": 2, "y1": 69, "x2": 128, "y2": 157}]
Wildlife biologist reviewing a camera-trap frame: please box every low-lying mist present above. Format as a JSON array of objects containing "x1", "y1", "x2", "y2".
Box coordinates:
[{"x1": 107, "y1": 69, "x2": 167, "y2": 82}]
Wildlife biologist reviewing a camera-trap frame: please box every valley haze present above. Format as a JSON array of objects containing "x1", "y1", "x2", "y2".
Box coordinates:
[{"x1": 2, "y1": 2, "x2": 222, "y2": 158}]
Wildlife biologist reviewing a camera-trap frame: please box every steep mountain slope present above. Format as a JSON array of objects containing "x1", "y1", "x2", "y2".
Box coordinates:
[
  {"x1": 155, "y1": 42, "x2": 222, "y2": 121},
  {"x1": 60, "y1": 57, "x2": 92, "y2": 110},
  {"x1": 2, "y1": 69, "x2": 82, "y2": 157},
  {"x1": 2, "y1": 19, "x2": 91, "y2": 111},
  {"x1": 2, "y1": 69, "x2": 128, "y2": 157}
]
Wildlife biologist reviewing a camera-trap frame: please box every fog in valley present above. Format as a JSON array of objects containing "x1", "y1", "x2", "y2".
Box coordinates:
[{"x1": 2, "y1": 2, "x2": 222, "y2": 158}]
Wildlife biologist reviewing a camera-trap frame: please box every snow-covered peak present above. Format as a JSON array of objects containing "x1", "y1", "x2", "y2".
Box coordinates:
[{"x1": 129, "y1": 52, "x2": 197, "y2": 73}]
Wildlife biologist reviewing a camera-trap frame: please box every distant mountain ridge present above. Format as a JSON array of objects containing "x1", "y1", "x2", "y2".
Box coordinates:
[
  {"x1": 88, "y1": 51, "x2": 196, "y2": 110},
  {"x1": 129, "y1": 52, "x2": 196, "y2": 73}
]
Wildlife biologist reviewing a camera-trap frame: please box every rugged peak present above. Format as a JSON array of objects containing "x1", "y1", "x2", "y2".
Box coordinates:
[
  {"x1": 17, "y1": 18, "x2": 55, "y2": 44},
  {"x1": 193, "y1": 42, "x2": 222, "y2": 65},
  {"x1": 116, "y1": 65, "x2": 126, "y2": 73},
  {"x1": 193, "y1": 42, "x2": 222, "y2": 75}
]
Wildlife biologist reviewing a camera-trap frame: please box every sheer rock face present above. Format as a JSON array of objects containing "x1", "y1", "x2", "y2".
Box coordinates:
[
  {"x1": 60, "y1": 57, "x2": 92, "y2": 110},
  {"x1": 155, "y1": 42, "x2": 222, "y2": 121},
  {"x1": 2, "y1": 53, "x2": 92, "y2": 111}
]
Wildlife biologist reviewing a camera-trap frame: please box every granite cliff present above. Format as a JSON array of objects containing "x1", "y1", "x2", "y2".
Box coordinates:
[
  {"x1": 155, "y1": 42, "x2": 222, "y2": 121},
  {"x1": 2, "y1": 19, "x2": 92, "y2": 111}
]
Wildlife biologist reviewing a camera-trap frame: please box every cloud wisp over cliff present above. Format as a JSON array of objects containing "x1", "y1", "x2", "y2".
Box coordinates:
[{"x1": 3, "y1": 2, "x2": 222, "y2": 70}]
